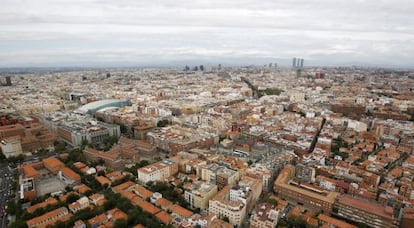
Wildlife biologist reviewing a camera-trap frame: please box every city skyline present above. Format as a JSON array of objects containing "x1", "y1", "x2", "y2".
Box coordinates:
[{"x1": 1, "y1": 0, "x2": 413, "y2": 68}]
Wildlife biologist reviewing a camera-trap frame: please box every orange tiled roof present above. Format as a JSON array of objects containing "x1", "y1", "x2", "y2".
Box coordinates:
[
  {"x1": 132, "y1": 185, "x2": 153, "y2": 199},
  {"x1": 155, "y1": 197, "x2": 173, "y2": 208},
  {"x1": 318, "y1": 214, "x2": 356, "y2": 228},
  {"x1": 26, "y1": 207, "x2": 72, "y2": 228},
  {"x1": 155, "y1": 210, "x2": 172, "y2": 224},
  {"x1": 111, "y1": 181, "x2": 135, "y2": 193},
  {"x1": 73, "y1": 162, "x2": 87, "y2": 169},
  {"x1": 168, "y1": 204, "x2": 194, "y2": 218},
  {"x1": 136, "y1": 199, "x2": 160, "y2": 215},
  {"x1": 96, "y1": 176, "x2": 111, "y2": 186},
  {"x1": 42, "y1": 157, "x2": 65, "y2": 170},
  {"x1": 60, "y1": 167, "x2": 81, "y2": 180},
  {"x1": 22, "y1": 165, "x2": 39, "y2": 178},
  {"x1": 74, "y1": 184, "x2": 92, "y2": 194},
  {"x1": 27, "y1": 197, "x2": 58, "y2": 213},
  {"x1": 107, "y1": 208, "x2": 128, "y2": 221}
]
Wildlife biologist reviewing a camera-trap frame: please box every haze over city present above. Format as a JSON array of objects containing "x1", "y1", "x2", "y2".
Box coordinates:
[{"x1": 1, "y1": 0, "x2": 414, "y2": 68}]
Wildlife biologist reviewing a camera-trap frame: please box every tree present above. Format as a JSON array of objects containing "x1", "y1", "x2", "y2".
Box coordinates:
[
  {"x1": 7, "y1": 154, "x2": 25, "y2": 163},
  {"x1": 263, "y1": 195, "x2": 278, "y2": 206},
  {"x1": 0, "y1": 152, "x2": 6, "y2": 161},
  {"x1": 66, "y1": 193, "x2": 80, "y2": 204},
  {"x1": 54, "y1": 140, "x2": 66, "y2": 153},
  {"x1": 8, "y1": 219, "x2": 28, "y2": 228},
  {"x1": 6, "y1": 201, "x2": 19, "y2": 215},
  {"x1": 114, "y1": 219, "x2": 128, "y2": 228},
  {"x1": 120, "y1": 124, "x2": 128, "y2": 134},
  {"x1": 157, "y1": 119, "x2": 170, "y2": 127}
]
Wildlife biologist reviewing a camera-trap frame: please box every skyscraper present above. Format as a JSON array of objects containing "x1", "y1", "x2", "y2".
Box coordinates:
[
  {"x1": 300, "y1": 58, "x2": 304, "y2": 68},
  {"x1": 292, "y1": 58, "x2": 297, "y2": 68}
]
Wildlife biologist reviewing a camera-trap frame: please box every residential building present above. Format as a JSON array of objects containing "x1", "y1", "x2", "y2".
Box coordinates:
[
  {"x1": 295, "y1": 163, "x2": 316, "y2": 183},
  {"x1": 246, "y1": 163, "x2": 272, "y2": 192},
  {"x1": 42, "y1": 157, "x2": 65, "y2": 175},
  {"x1": 274, "y1": 165, "x2": 339, "y2": 213},
  {"x1": 88, "y1": 208, "x2": 128, "y2": 228},
  {"x1": 0, "y1": 136, "x2": 23, "y2": 158},
  {"x1": 26, "y1": 207, "x2": 73, "y2": 228},
  {"x1": 69, "y1": 196, "x2": 90, "y2": 213},
  {"x1": 209, "y1": 185, "x2": 247, "y2": 227},
  {"x1": 317, "y1": 214, "x2": 356, "y2": 228},
  {"x1": 333, "y1": 195, "x2": 400, "y2": 228},
  {"x1": 184, "y1": 181, "x2": 218, "y2": 211},
  {"x1": 250, "y1": 203, "x2": 280, "y2": 228},
  {"x1": 137, "y1": 159, "x2": 178, "y2": 183},
  {"x1": 59, "y1": 167, "x2": 81, "y2": 185},
  {"x1": 19, "y1": 177, "x2": 36, "y2": 201},
  {"x1": 83, "y1": 145, "x2": 140, "y2": 170},
  {"x1": 201, "y1": 163, "x2": 239, "y2": 190}
]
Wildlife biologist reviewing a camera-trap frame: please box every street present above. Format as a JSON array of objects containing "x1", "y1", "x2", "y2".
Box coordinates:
[{"x1": 0, "y1": 161, "x2": 14, "y2": 228}]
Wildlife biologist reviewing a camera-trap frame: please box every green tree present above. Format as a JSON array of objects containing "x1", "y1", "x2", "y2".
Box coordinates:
[
  {"x1": 157, "y1": 119, "x2": 170, "y2": 127},
  {"x1": 54, "y1": 140, "x2": 67, "y2": 153},
  {"x1": 114, "y1": 219, "x2": 128, "y2": 228},
  {"x1": 66, "y1": 193, "x2": 80, "y2": 204},
  {"x1": 8, "y1": 219, "x2": 28, "y2": 228},
  {"x1": 6, "y1": 201, "x2": 19, "y2": 215},
  {"x1": 120, "y1": 124, "x2": 128, "y2": 134}
]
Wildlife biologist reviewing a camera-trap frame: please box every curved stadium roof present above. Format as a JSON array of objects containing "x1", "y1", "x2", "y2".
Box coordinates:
[{"x1": 76, "y1": 99, "x2": 130, "y2": 115}]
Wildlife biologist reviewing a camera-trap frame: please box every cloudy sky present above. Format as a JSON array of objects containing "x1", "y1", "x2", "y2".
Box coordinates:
[{"x1": 0, "y1": 0, "x2": 413, "y2": 67}]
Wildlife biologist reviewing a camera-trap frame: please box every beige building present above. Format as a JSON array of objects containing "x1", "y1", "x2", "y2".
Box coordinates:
[
  {"x1": 209, "y1": 185, "x2": 247, "y2": 227},
  {"x1": 201, "y1": 163, "x2": 240, "y2": 190},
  {"x1": 184, "y1": 181, "x2": 218, "y2": 212},
  {"x1": 250, "y1": 203, "x2": 280, "y2": 228},
  {"x1": 69, "y1": 197, "x2": 90, "y2": 213},
  {"x1": 0, "y1": 136, "x2": 23, "y2": 158},
  {"x1": 334, "y1": 195, "x2": 400, "y2": 228},
  {"x1": 137, "y1": 159, "x2": 178, "y2": 183},
  {"x1": 274, "y1": 165, "x2": 339, "y2": 214},
  {"x1": 246, "y1": 164, "x2": 272, "y2": 192}
]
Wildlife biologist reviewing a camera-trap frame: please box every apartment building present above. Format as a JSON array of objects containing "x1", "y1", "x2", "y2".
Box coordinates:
[
  {"x1": 69, "y1": 197, "x2": 90, "y2": 213},
  {"x1": 208, "y1": 185, "x2": 247, "y2": 227},
  {"x1": 0, "y1": 136, "x2": 23, "y2": 158},
  {"x1": 249, "y1": 203, "x2": 280, "y2": 228},
  {"x1": 201, "y1": 163, "x2": 239, "y2": 190},
  {"x1": 274, "y1": 165, "x2": 339, "y2": 213},
  {"x1": 26, "y1": 207, "x2": 73, "y2": 228},
  {"x1": 83, "y1": 144, "x2": 139, "y2": 170},
  {"x1": 147, "y1": 125, "x2": 218, "y2": 155},
  {"x1": 39, "y1": 112, "x2": 120, "y2": 147},
  {"x1": 137, "y1": 159, "x2": 178, "y2": 183},
  {"x1": 246, "y1": 163, "x2": 272, "y2": 192},
  {"x1": 42, "y1": 157, "x2": 65, "y2": 175},
  {"x1": 184, "y1": 181, "x2": 218, "y2": 211},
  {"x1": 59, "y1": 167, "x2": 81, "y2": 185},
  {"x1": 333, "y1": 195, "x2": 400, "y2": 228}
]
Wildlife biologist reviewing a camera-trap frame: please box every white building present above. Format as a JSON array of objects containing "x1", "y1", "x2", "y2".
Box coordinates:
[
  {"x1": 137, "y1": 159, "x2": 178, "y2": 183},
  {"x1": 250, "y1": 203, "x2": 280, "y2": 228},
  {"x1": 0, "y1": 136, "x2": 23, "y2": 158},
  {"x1": 208, "y1": 185, "x2": 247, "y2": 226},
  {"x1": 69, "y1": 196, "x2": 90, "y2": 213},
  {"x1": 184, "y1": 181, "x2": 218, "y2": 211}
]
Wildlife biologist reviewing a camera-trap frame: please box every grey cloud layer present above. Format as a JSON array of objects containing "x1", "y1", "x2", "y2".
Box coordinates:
[{"x1": 0, "y1": 0, "x2": 413, "y2": 67}]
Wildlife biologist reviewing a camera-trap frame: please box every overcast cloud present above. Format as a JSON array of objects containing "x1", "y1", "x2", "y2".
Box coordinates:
[{"x1": 0, "y1": 0, "x2": 413, "y2": 67}]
